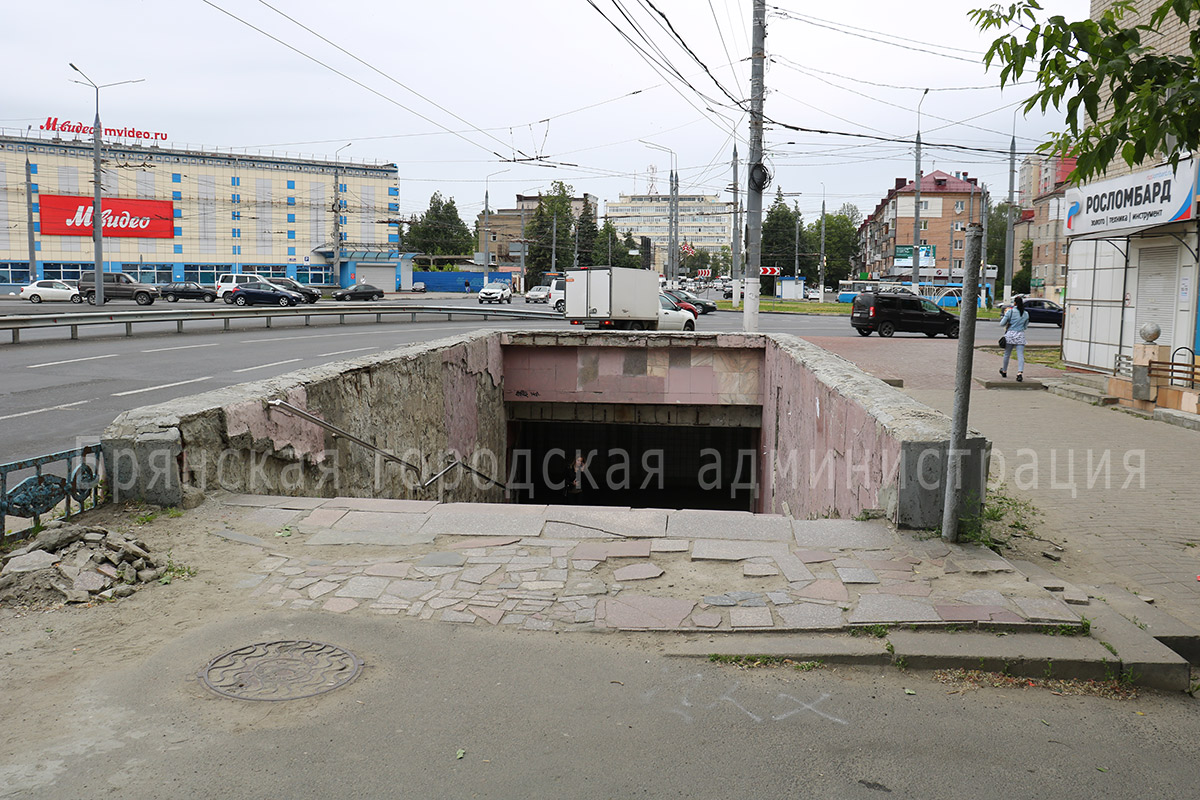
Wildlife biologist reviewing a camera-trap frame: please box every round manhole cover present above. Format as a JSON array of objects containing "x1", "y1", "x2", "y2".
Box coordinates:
[{"x1": 200, "y1": 640, "x2": 364, "y2": 701}]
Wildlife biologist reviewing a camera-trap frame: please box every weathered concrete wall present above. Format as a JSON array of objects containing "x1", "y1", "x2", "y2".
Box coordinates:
[
  {"x1": 762, "y1": 335, "x2": 989, "y2": 528},
  {"x1": 102, "y1": 331, "x2": 507, "y2": 507}
]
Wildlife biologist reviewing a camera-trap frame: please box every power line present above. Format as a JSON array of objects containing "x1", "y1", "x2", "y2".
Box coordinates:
[{"x1": 769, "y1": 6, "x2": 985, "y2": 64}]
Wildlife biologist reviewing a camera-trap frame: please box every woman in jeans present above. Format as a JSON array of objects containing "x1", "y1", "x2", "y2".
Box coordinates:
[{"x1": 999, "y1": 295, "x2": 1031, "y2": 381}]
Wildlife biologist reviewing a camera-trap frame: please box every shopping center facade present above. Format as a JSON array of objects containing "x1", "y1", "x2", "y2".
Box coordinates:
[{"x1": 0, "y1": 130, "x2": 412, "y2": 294}]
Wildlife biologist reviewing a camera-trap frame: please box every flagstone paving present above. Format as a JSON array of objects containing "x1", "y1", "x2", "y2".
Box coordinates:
[{"x1": 221, "y1": 493, "x2": 1087, "y2": 634}]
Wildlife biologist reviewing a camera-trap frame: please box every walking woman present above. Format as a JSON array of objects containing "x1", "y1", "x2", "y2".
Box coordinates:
[{"x1": 999, "y1": 295, "x2": 1031, "y2": 382}]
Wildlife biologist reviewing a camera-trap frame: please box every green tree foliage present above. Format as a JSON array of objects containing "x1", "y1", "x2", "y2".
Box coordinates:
[
  {"x1": 971, "y1": 0, "x2": 1200, "y2": 181},
  {"x1": 710, "y1": 245, "x2": 733, "y2": 276},
  {"x1": 681, "y1": 248, "x2": 711, "y2": 276},
  {"x1": 406, "y1": 192, "x2": 474, "y2": 257},
  {"x1": 575, "y1": 197, "x2": 599, "y2": 268},
  {"x1": 809, "y1": 213, "x2": 861, "y2": 286},
  {"x1": 837, "y1": 202, "x2": 863, "y2": 229},
  {"x1": 986, "y1": 200, "x2": 1018, "y2": 288},
  {"x1": 524, "y1": 182, "x2": 575, "y2": 286},
  {"x1": 760, "y1": 190, "x2": 804, "y2": 274}
]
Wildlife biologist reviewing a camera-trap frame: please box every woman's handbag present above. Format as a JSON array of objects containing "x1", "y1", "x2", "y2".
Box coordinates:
[{"x1": 998, "y1": 336, "x2": 1007, "y2": 348}]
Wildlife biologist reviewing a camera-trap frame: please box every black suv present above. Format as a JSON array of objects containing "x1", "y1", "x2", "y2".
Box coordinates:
[
  {"x1": 851, "y1": 290, "x2": 960, "y2": 338},
  {"x1": 78, "y1": 272, "x2": 159, "y2": 305}
]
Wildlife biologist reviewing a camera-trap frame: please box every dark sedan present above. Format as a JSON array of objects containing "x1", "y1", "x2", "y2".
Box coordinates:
[
  {"x1": 664, "y1": 288, "x2": 717, "y2": 314},
  {"x1": 332, "y1": 283, "x2": 385, "y2": 301},
  {"x1": 1023, "y1": 298, "x2": 1064, "y2": 327},
  {"x1": 159, "y1": 281, "x2": 217, "y2": 303},
  {"x1": 227, "y1": 281, "x2": 302, "y2": 306}
]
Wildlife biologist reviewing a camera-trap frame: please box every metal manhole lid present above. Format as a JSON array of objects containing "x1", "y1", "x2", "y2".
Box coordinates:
[{"x1": 200, "y1": 640, "x2": 364, "y2": 701}]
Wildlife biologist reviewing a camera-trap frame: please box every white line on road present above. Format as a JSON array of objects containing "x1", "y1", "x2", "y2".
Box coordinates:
[
  {"x1": 0, "y1": 400, "x2": 89, "y2": 421},
  {"x1": 112, "y1": 377, "x2": 212, "y2": 397},
  {"x1": 241, "y1": 330, "x2": 381, "y2": 343},
  {"x1": 27, "y1": 354, "x2": 119, "y2": 369},
  {"x1": 142, "y1": 343, "x2": 221, "y2": 353},
  {"x1": 317, "y1": 347, "x2": 378, "y2": 357},
  {"x1": 232, "y1": 358, "x2": 302, "y2": 373}
]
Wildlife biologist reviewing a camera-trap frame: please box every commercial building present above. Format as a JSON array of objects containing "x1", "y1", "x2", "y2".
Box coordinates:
[
  {"x1": 474, "y1": 193, "x2": 600, "y2": 268},
  {"x1": 603, "y1": 193, "x2": 732, "y2": 274},
  {"x1": 0, "y1": 130, "x2": 411, "y2": 294}
]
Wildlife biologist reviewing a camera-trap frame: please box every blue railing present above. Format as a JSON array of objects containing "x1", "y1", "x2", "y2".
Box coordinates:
[{"x1": 1, "y1": 444, "x2": 104, "y2": 540}]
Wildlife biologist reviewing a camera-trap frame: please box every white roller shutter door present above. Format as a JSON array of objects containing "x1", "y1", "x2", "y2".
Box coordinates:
[
  {"x1": 1134, "y1": 246, "x2": 1178, "y2": 345},
  {"x1": 354, "y1": 265, "x2": 396, "y2": 292}
]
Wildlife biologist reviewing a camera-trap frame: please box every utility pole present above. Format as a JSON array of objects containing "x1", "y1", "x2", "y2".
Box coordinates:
[
  {"x1": 743, "y1": 0, "x2": 767, "y2": 332},
  {"x1": 942, "y1": 222, "x2": 983, "y2": 542},
  {"x1": 981, "y1": 184, "x2": 990, "y2": 300},
  {"x1": 793, "y1": 212, "x2": 800, "y2": 284},
  {"x1": 551, "y1": 212, "x2": 557, "y2": 274},
  {"x1": 731, "y1": 145, "x2": 742, "y2": 309},
  {"x1": 331, "y1": 143, "x2": 351, "y2": 284},
  {"x1": 818, "y1": 184, "x2": 826, "y2": 299},
  {"x1": 1003, "y1": 132, "x2": 1016, "y2": 303},
  {"x1": 25, "y1": 156, "x2": 38, "y2": 280},
  {"x1": 669, "y1": 168, "x2": 679, "y2": 280},
  {"x1": 911, "y1": 88, "x2": 929, "y2": 296},
  {"x1": 520, "y1": 205, "x2": 526, "y2": 287},
  {"x1": 573, "y1": 221, "x2": 579, "y2": 268}
]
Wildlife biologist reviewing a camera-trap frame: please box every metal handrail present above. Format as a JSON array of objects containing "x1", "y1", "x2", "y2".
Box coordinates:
[
  {"x1": 422, "y1": 455, "x2": 506, "y2": 490},
  {"x1": 0, "y1": 302, "x2": 561, "y2": 343}
]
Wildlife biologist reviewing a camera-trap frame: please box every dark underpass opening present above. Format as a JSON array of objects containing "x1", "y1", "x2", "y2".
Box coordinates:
[{"x1": 508, "y1": 418, "x2": 760, "y2": 511}]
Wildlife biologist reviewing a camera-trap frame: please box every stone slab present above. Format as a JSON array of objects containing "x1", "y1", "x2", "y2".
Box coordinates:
[
  {"x1": 666, "y1": 509, "x2": 792, "y2": 541},
  {"x1": 776, "y1": 603, "x2": 845, "y2": 630},
  {"x1": 334, "y1": 576, "x2": 391, "y2": 599},
  {"x1": 791, "y1": 520, "x2": 894, "y2": 550},
  {"x1": 322, "y1": 497, "x2": 439, "y2": 513},
  {"x1": 209, "y1": 528, "x2": 272, "y2": 548},
  {"x1": 793, "y1": 579, "x2": 849, "y2": 604},
  {"x1": 449, "y1": 536, "x2": 521, "y2": 550},
  {"x1": 742, "y1": 563, "x2": 779, "y2": 577},
  {"x1": 669, "y1": 634, "x2": 892, "y2": 666},
  {"x1": 689, "y1": 540, "x2": 784, "y2": 561},
  {"x1": 612, "y1": 563, "x2": 664, "y2": 582},
  {"x1": 3, "y1": 551, "x2": 60, "y2": 574},
  {"x1": 419, "y1": 503, "x2": 548, "y2": 538},
  {"x1": 729, "y1": 606, "x2": 774, "y2": 629},
  {"x1": 571, "y1": 540, "x2": 652, "y2": 561},
  {"x1": 835, "y1": 567, "x2": 879, "y2": 585},
  {"x1": 598, "y1": 596, "x2": 695, "y2": 630},
  {"x1": 1012, "y1": 596, "x2": 1080, "y2": 624},
  {"x1": 544, "y1": 506, "x2": 668, "y2": 538},
  {"x1": 794, "y1": 550, "x2": 838, "y2": 563},
  {"x1": 888, "y1": 630, "x2": 1119, "y2": 681},
  {"x1": 416, "y1": 552, "x2": 467, "y2": 568},
  {"x1": 363, "y1": 562, "x2": 412, "y2": 578},
  {"x1": 847, "y1": 594, "x2": 940, "y2": 624},
  {"x1": 690, "y1": 611, "x2": 723, "y2": 628},
  {"x1": 650, "y1": 540, "x2": 690, "y2": 553},
  {"x1": 223, "y1": 494, "x2": 328, "y2": 510},
  {"x1": 299, "y1": 508, "x2": 348, "y2": 529}
]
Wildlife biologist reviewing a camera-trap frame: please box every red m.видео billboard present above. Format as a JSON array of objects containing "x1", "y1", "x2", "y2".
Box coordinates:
[{"x1": 40, "y1": 195, "x2": 175, "y2": 238}]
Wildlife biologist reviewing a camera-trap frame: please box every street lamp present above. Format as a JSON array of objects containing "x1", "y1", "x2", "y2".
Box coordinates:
[
  {"x1": 911, "y1": 87, "x2": 930, "y2": 295},
  {"x1": 70, "y1": 64, "x2": 143, "y2": 306},
  {"x1": 641, "y1": 140, "x2": 678, "y2": 280},
  {"x1": 332, "y1": 143, "x2": 351, "y2": 284},
  {"x1": 483, "y1": 168, "x2": 509, "y2": 271}
]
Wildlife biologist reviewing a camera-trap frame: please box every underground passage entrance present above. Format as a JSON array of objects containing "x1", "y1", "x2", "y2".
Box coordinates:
[{"x1": 507, "y1": 407, "x2": 761, "y2": 511}]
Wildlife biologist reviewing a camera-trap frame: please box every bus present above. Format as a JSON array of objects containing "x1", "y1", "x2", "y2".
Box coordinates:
[{"x1": 837, "y1": 279, "x2": 994, "y2": 308}]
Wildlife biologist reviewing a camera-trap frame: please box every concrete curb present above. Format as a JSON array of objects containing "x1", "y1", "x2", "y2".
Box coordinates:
[
  {"x1": 973, "y1": 377, "x2": 1046, "y2": 389},
  {"x1": 1084, "y1": 601, "x2": 1192, "y2": 691},
  {"x1": 1043, "y1": 380, "x2": 1119, "y2": 406},
  {"x1": 1085, "y1": 584, "x2": 1200, "y2": 665}
]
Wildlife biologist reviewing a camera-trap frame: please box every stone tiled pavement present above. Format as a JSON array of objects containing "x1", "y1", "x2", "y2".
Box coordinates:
[
  {"x1": 808, "y1": 333, "x2": 1200, "y2": 627},
  {"x1": 217, "y1": 494, "x2": 1085, "y2": 634}
]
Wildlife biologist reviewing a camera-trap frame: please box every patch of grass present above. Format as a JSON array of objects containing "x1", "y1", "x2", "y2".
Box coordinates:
[
  {"x1": 955, "y1": 484, "x2": 1047, "y2": 553},
  {"x1": 1099, "y1": 640, "x2": 1119, "y2": 658},
  {"x1": 1042, "y1": 617, "x2": 1090, "y2": 637},
  {"x1": 164, "y1": 507, "x2": 184, "y2": 519},
  {"x1": 158, "y1": 552, "x2": 197, "y2": 585},
  {"x1": 894, "y1": 656, "x2": 908, "y2": 670},
  {"x1": 935, "y1": 668, "x2": 1138, "y2": 699},
  {"x1": 133, "y1": 511, "x2": 157, "y2": 525},
  {"x1": 708, "y1": 654, "x2": 823, "y2": 671},
  {"x1": 850, "y1": 624, "x2": 891, "y2": 639},
  {"x1": 981, "y1": 345, "x2": 1068, "y2": 370}
]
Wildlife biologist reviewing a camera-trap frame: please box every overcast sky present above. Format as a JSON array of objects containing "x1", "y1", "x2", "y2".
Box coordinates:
[{"x1": 5, "y1": 0, "x2": 1089, "y2": 224}]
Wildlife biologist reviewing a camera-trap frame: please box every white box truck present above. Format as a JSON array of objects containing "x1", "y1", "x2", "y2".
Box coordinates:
[{"x1": 564, "y1": 267, "x2": 661, "y2": 330}]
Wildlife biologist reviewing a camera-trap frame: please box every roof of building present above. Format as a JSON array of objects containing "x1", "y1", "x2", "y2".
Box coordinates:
[{"x1": 893, "y1": 170, "x2": 981, "y2": 194}]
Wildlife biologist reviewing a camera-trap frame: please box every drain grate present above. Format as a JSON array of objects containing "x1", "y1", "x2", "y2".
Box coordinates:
[{"x1": 200, "y1": 640, "x2": 364, "y2": 701}]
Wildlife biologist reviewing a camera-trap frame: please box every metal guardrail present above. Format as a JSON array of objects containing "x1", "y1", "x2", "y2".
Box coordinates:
[
  {"x1": 1, "y1": 444, "x2": 104, "y2": 540},
  {"x1": 0, "y1": 303, "x2": 561, "y2": 343}
]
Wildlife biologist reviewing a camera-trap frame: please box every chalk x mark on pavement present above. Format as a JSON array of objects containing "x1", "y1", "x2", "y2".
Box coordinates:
[{"x1": 112, "y1": 377, "x2": 212, "y2": 397}]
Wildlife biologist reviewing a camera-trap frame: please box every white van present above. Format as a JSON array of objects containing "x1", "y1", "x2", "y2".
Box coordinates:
[
  {"x1": 548, "y1": 276, "x2": 567, "y2": 313},
  {"x1": 216, "y1": 274, "x2": 259, "y2": 300}
]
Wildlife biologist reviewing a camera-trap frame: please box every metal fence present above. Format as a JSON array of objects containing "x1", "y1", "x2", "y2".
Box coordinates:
[{"x1": 1, "y1": 444, "x2": 104, "y2": 541}]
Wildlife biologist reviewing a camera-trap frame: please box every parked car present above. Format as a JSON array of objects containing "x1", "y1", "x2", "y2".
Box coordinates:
[
  {"x1": 806, "y1": 287, "x2": 823, "y2": 302},
  {"x1": 1020, "y1": 297, "x2": 1064, "y2": 327},
  {"x1": 664, "y1": 288, "x2": 716, "y2": 315},
  {"x1": 216, "y1": 273, "x2": 260, "y2": 300},
  {"x1": 267, "y1": 276, "x2": 321, "y2": 304},
  {"x1": 658, "y1": 294, "x2": 696, "y2": 331},
  {"x1": 78, "y1": 271, "x2": 159, "y2": 305},
  {"x1": 524, "y1": 285, "x2": 551, "y2": 304},
  {"x1": 19, "y1": 280, "x2": 82, "y2": 304},
  {"x1": 850, "y1": 289, "x2": 960, "y2": 338},
  {"x1": 410, "y1": 282, "x2": 427, "y2": 293},
  {"x1": 159, "y1": 281, "x2": 217, "y2": 303},
  {"x1": 227, "y1": 281, "x2": 303, "y2": 306},
  {"x1": 478, "y1": 282, "x2": 513, "y2": 304},
  {"x1": 332, "y1": 283, "x2": 384, "y2": 301}
]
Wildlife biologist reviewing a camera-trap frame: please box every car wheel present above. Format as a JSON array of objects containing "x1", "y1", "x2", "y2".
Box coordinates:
[
  {"x1": 555, "y1": 300, "x2": 565, "y2": 313},
  {"x1": 946, "y1": 322, "x2": 960, "y2": 339},
  {"x1": 369, "y1": 293, "x2": 380, "y2": 301},
  {"x1": 223, "y1": 294, "x2": 234, "y2": 304},
  {"x1": 204, "y1": 294, "x2": 216, "y2": 303},
  {"x1": 166, "y1": 294, "x2": 178, "y2": 302},
  {"x1": 234, "y1": 295, "x2": 248, "y2": 306},
  {"x1": 683, "y1": 319, "x2": 695, "y2": 331},
  {"x1": 856, "y1": 328, "x2": 871, "y2": 337},
  {"x1": 86, "y1": 292, "x2": 96, "y2": 305},
  {"x1": 924, "y1": 331, "x2": 937, "y2": 337},
  {"x1": 278, "y1": 296, "x2": 290, "y2": 307},
  {"x1": 134, "y1": 292, "x2": 153, "y2": 305},
  {"x1": 507, "y1": 297, "x2": 512, "y2": 304},
  {"x1": 29, "y1": 294, "x2": 41, "y2": 304},
  {"x1": 308, "y1": 296, "x2": 319, "y2": 304},
  {"x1": 70, "y1": 294, "x2": 82, "y2": 304},
  {"x1": 878, "y1": 321, "x2": 896, "y2": 337}
]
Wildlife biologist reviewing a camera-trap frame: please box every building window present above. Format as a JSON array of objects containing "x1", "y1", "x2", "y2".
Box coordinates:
[
  {"x1": 287, "y1": 247, "x2": 296, "y2": 256},
  {"x1": 954, "y1": 239, "x2": 963, "y2": 250},
  {"x1": 287, "y1": 230, "x2": 296, "y2": 240},
  {"x1": 954, "y1": 200, "x2": 964, "y2": 213},
  {"x1": 287, "y1": 213, "x2": 295, "y2": 223},
  {"x1": 172, "y1": 173, "x2": 181, "y2": 183},
  {"x1": 0, "y1": 262, "x2": 31, "y2": 285},
  {"x1": 287, "y1": 180, "x2": 295, "y2": 189},
  {"x1": 232, "y1": 228, "x2": 241, "y2": 238},
  {"x1": 174, "y1": 226, "x2": 183, "y2": 237},
  {"x1": 174, "y1": 209, "x2": 182, "y2": 219},
  {"x1": 919, "y1": 238, "x2": 928, "y2": 246},
  {"x1": 287, "y1": 197, "x2": 295, "y2": 206},
  {"x1": 174, "y1": 244, "x2": 184, "y2": 254},
  {"x1": 172, "y1": 190, "x2": 182, "y2": 200},
  {"x1": 231, "y1": 176, "x2": 240, "y2": 186},
  {"x1": 919, "y1": 220, "x2": 928, "y2": 230},
  {"x1": 920, "y1": 200, "x2": 928, "y2": 210}
]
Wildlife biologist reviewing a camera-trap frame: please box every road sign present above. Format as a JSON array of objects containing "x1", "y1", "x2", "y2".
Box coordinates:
[
  {"x1": 760, "y1": 266, "x2": 780, "y2": 276},
  {"x1": 697, "y1": 269, "x2": 712, "y2": 277}
]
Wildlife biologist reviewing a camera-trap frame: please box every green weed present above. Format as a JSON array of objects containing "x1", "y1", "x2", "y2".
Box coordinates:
[
  {"x1": 850, "y1": 624, "x2": 891, "y2": 639},
  {"x1": 164, "y1": 507, "x2": 184, "y2": 519}
]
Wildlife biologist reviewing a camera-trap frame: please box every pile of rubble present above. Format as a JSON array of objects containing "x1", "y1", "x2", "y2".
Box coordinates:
[{"x1": 0, "y1": 521, "x2": 168, "y2": 607}]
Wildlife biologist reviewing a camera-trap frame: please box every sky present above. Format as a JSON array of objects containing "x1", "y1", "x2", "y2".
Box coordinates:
[{"x1": 5, "y1": 0, "x2": 1090, "y2": 226}]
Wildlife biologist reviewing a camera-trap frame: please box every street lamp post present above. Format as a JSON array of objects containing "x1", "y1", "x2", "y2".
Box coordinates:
[
  {"x1": 911, "y1": 88, "x2": 930, "y2": 296},
  {"x1": 819, "y1": 182, "x2": 827, "y2": 299},
  {"x1": 483, "y1": 169, "x2": 510, "y2": 273},
  {"x1": 641, "y1": 140, "x2": 677, "y2": 280},
  {"x1": 69, "y1": 64, "x2": 143, "y2": 306},
  {"x1": 332, "y1": 143, "x2": 351, "y2": 284}
]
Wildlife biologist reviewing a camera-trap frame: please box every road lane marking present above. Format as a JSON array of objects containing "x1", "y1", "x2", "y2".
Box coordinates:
[
  {"x1": 232, "y1": 358, "x2": 303, "y2": 373},
  {"x1": 241, "y1": 331, "x2": 382, "y2": 343},
  {"x1": 317, "y1": 347, "x2": 378, "y2": 357},
  {"x1": 0, "y1": 400, "x2": 90, "y2": 421},
  {"x1": 142, "y1": 343, "x2": 220, "y2": 353},
  {"x1": 112, "y1": 377, "x2": 212, "y2": 397},
  {"x1": 27, "y1": 354, "x2": 119, "y2": 369}
]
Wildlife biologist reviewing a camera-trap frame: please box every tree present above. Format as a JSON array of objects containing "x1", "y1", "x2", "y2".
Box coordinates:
[
  {"x1": 986, "y1": 200, "x2": 1017, "y2": 288},
  {"x1": 971, "y1": 1, "x2": 1200, "y2": 181},
  {"x1": 810, "y1": 213, "x2": 860, "y2": 285},
  {"x1": 681, "y1": 247, "x2": 710, "y2": 276},
  {"x1": 760, "y1": 190, "x2": 803, "y2": 273},
  {"x1": 406, "y1": 192, "x2": 474, "y2": 256},
  {"x1": 523, "y1": 182, "x2": 575, "y2": 286},
  {"x1": 836, "y1": 202, "x2": 863, "y2": 229},
  {"x1": 575, "y1": 197, "x2": 599, "y2": 268}
]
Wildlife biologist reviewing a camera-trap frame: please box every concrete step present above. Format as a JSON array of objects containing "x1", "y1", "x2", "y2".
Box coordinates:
[
  {"x1": 1153, "y1": 408, "x2": 1200, "y2": 432},
  {"x1": 1056, "y1": 371, "x2": 1111, "y2": 392},
  {"x1": 1043, "y1": 380, "x2": 1119, "y2": 406},
  {"x1": 1084, "y1": 601, "x2": 1192, "y2": 691},
  {"x1": 1085, "y1": 584, "x2": 1200, "y2": 665},
  {"x1": 973, "y1": 377, "x2": 1045, "y2": 390},
  {"x1": 1010, "y1": 559, "x2": 1090, "y2": 606}
]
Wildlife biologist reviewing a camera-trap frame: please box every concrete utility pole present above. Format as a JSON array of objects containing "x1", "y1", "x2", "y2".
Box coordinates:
[
  {"x1": 910, "y1": 88, "x2": 930, "y2": 297},
  {"x1": 331, "y1": 143, "x2": 351, "y2": 284},
  {"x1": 551, "y1": 212, "x2": 557, "y2": 273},
  {"x1": 520, "y1": 205, "x2": 526, "y2": 286},
  {"x1": 731, "y1": 145, "x2": 742, "y2": 309},
  {"x1": 818, "y1": 182, "x2": 826, "y2": 299},
  {"x1": 981, "y1": 184, "x2": 990, "y2": 299},
  {"x1": 25, "y1": 157, "x2": 37, "y2": 280},
  {"x1": 942, "y1": 221, "x2": 983, "y2": 543},
  {"x1": 1003, "y1": 132, "x2": 1016, "y2": 303},
  {"x1": 669, "y1": 168, "x2": 679, "y2": 280},
  {"x1": 743, "y1": 0, "x2": 767, "y2": 332}
]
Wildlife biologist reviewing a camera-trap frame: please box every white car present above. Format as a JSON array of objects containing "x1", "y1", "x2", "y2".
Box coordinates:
[
  {"x1": 658, "y1": 294, "x2": 696, "y2": 331},
  {"x1": 524, "y1": 285, "x2": 550, "y2": 303},
  {"x1": 478, "y1": 281, "x2": 512, "y2": 304},
  {"x1": 806, "y1": 287, "x2": 823, "y2": 301},
  {"x1": 20, "y1": 280, "x2": 82, "y2": 304},
  {"x1": 216, "y1": 273, "x2": 259, "y2": 300}
]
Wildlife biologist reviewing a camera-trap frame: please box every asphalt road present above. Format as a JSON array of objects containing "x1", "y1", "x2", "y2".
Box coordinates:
[{"x1": 0, "y1": 297, "x2": 1060, "y2": 463}]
